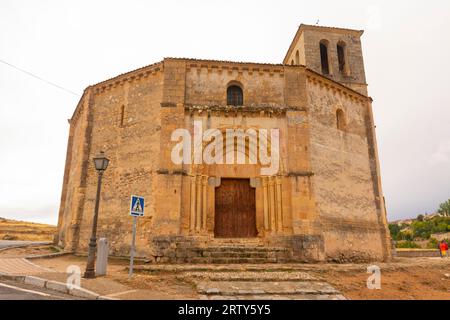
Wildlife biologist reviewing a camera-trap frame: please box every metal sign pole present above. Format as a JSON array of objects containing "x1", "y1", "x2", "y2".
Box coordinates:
[
  {"x1": 129, "y1": 195, "x2": 144, "y2": 278},
  {"x1": 129, "y1": 215, "x2": 137, "y2": 278}
]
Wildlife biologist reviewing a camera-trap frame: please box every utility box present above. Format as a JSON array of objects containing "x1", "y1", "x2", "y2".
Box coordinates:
[{"x1": 96, "y1": 238, "x2": 108, "y2": 276}]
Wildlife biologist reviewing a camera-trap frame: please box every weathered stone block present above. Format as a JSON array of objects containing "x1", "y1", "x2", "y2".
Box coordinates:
[
  {"x1": 46, "y1": 280, "x2": 69, "y2": 293},
  {"x1": 24, "y1": 276, "x2": 46, "y2": 288},
  {"x1": 69, "y1": 287, "x2": 99, "y2": 299}
]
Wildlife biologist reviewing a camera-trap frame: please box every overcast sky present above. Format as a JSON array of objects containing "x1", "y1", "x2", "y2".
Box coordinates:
[{"x1": 1, "y1": 0, "x2": 449, "y2": 225}]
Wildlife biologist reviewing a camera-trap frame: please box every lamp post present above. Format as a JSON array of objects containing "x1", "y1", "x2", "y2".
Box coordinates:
[{"x1": 83, "y1": 151, "x2": 109, "y2": 279}]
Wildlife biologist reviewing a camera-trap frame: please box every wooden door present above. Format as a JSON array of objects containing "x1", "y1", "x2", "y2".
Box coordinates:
[{"x1": 214, "y1": 179, "x2": 257, "y2": 238}]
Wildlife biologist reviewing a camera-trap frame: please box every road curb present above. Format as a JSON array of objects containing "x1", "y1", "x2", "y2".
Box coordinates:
[
  {"x1": 26, "y1": 251, "x2": 74, "y2": 260},
  {"x1": 0, "y1": 242, "x2": 52, "y2": 253},
  {"x1": 0, "y1": 273, "x2": 117, "y2": 300},
  {"x1": 0, "y1": 273, "x2": 25, "y2": 283}
]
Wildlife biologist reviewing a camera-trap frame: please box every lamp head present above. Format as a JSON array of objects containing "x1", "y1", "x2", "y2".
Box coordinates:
[{"x1": 93, "y1": 151, "x2": 109, "y2": 171}]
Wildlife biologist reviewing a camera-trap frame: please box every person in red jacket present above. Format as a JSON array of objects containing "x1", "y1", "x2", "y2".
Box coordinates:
[{"x1": 439, "y1": 241, "x2": 448, "y2": 258}]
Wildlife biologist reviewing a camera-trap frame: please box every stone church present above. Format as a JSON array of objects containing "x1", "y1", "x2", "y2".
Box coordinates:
[{"x1": 56, "y1": 24, "x2": 392, "y2": 263}]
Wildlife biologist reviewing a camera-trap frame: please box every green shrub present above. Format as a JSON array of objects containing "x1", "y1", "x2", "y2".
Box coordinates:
[
  {"x1": 396, "y1": 241, "x2": 421, "y2": 249},
  {"x1": 411, "y1": 216, "x2": 450, "y2": 239},
  {"x1": 389, "y1": 224, "x2": 401, "y2": 241},
  {"x1": 398, "y1": 230, "x2": 413, "y2": 241}
]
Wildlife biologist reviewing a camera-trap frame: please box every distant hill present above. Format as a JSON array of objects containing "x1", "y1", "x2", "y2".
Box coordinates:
[
  {"x1": 390, "y1": 213, "x2": 443, "y2": 225},
  {"x1": 0, "y1": 217, "x2": 56, "y2": 241},
  {"x1": 389, "y1": 213, "x2": 450, "y2": 248}
]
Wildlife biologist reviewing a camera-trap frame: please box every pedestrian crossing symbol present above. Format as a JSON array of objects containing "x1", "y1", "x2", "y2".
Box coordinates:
[{"x1": 130, "y1": 195, "x2": 145, "y2": 217}]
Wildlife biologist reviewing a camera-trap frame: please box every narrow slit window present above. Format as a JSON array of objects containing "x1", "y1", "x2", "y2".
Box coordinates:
[
  {"x1": 336, "y1": 109, "x2": 346, "y2": 131},
  {"x1": 320, "y1": 41, "x2": 330, "y2": 75},
  {"x1": 337, "y1": 42, "x2": 347, "y2": 74},
  {"x1": 120, "y1": 105, "x2": 125, "y2": 127}
]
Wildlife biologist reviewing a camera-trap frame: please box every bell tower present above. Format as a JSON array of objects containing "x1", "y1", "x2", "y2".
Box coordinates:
[{"x1": 284, "y1": 24, "x2": 368, "y2": 96}]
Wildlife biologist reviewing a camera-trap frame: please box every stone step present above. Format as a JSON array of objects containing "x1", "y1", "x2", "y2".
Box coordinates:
[
  {"x1": 202, "y1": 251, "x2": 290, "y2": 259},
  {"x1": 209, "y1": 239, "x2": 266, "y2": 244},
  {"x1": 133, "y1": 264, "x2": 313, "y2": 274},
  {"x1": 175, "y1": 240, "x2": 267, "y2": 250},
  {"x1": 174, "y1": 245, "x2": 293, "y2": 263},
  {"x1": 177, "y1": 271, "x2": 318, "y2": 282},
  {"x1": 189, "y1": 257, "x2": 282, "y2": 264},
  {"x1": 199, "y1": 246, "x2": 290, "y2": 253},
  {"x1": 196, "y1": 281, "x2": 340, "y2": 296},
  {"x1": 206, "y1": 251, "x2": 270, "y2": 258}
]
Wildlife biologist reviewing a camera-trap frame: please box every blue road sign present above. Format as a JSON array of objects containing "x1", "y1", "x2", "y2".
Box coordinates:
[{"x1": 130, "y1": 195, "x2": 145, "y2": 217}]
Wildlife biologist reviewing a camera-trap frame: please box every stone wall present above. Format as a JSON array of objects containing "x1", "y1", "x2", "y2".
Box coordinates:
[
  {"x1": 58, "y1": 65, "x2": 165, "y2": 257},
  {"x1": 431, "y1": 232, "x2": 450, "y2": 241},
  {"x1": 184, "y1": 60, "x2": 286, "y2": 107},
  {"x1": 306, "y1": 74, "x2": 390, "y2": 262},
  {"x1": 396, "y1": 250, "x2": 440, "y2": 258},
  {"x1": 56, "y1": 89, "x2": 94, "y2": 250}
]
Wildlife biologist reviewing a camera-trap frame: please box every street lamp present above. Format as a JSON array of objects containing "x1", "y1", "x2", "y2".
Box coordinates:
[{"x1": 83, "y1": 151, "x2": 109, "y2": 279}]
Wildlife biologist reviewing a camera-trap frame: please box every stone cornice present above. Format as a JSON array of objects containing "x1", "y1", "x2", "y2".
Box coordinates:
[
  {"x1": 300, "y1": 24, "x2": 364, "y2": 36},
  {"x1": 287, "y1": 171, "x2": 315, "y2": 177},
  {"x1": 185, "y1": 104, "x2": 306, "y2": 117},
  {"x1": 306, "y1": 69, "x2": 372, "y2": 104},
  {"x1": 70, "y1": 62, "x2": 164, "y2": 123},
  {"x1": 92, "y1": 62, "x2": 163, "y2": 94},
  {"x1": 167, "y1": 57, "x2": 283, "y2": 67},
  {"x1": 175, "y1": 58, "x2": 284, "y2": 77}
]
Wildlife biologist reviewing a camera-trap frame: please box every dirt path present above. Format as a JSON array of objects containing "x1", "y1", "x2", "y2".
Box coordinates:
[
  {"x1": 308, "y1": 258, "x2": 450, "y2": 300},
  {"x1": 0, "y1": 245, "x2": 59, "y2": 258}
]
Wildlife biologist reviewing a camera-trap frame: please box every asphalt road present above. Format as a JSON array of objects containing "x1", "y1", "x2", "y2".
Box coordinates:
[
  {"x1": 0, "y1": 280, "x2": 79, "y2": 300},
  {"x1": 0, "y1": 241, "x2": 51, "y2": 250}
]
